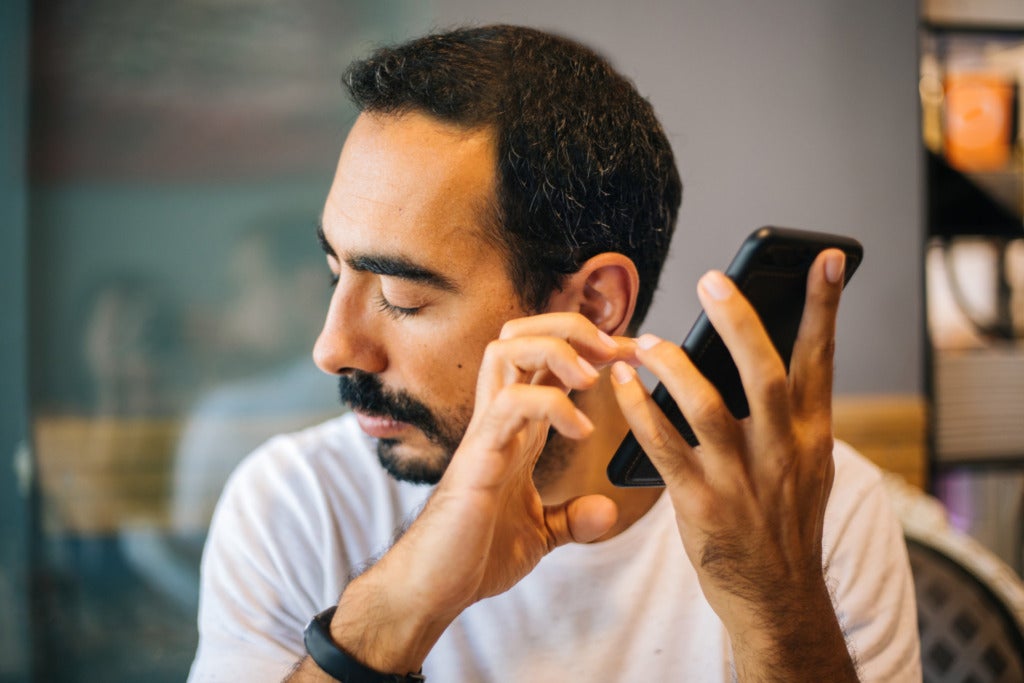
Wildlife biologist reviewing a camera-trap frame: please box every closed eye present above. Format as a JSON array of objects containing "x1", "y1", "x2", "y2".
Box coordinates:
[{"x1": 376, "y1": 293, "x2": 420, "y2": 319}]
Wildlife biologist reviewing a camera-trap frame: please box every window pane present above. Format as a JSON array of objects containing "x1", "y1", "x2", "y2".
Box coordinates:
[{"x1": 28, "y1": 3, "x2": 423, "y2": 679}]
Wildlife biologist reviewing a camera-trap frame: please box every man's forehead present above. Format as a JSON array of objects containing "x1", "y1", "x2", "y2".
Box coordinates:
[
  {"x1": 321, "y1": 111, "x2": 502, "y2": 267},
  {"x1": 338, "y1": 111, "x2": 496, "y2": 180}
]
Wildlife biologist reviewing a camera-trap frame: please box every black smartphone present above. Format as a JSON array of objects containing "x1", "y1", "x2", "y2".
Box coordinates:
[{"x1": 606, "y1": 226, "x2": 863, "y2": 487}]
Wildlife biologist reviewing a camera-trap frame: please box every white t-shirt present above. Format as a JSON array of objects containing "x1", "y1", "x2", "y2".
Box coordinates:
[{"x1": 189, "y1": 413, "x2": 921, "y2": 682}]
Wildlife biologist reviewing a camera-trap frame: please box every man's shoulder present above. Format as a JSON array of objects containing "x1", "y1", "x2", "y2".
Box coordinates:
[
  {"x1": 206, "y1": 413, "x2": 431, "y2": 574},
  {"x1": 194, "y1": 413, "x2": 408, "y2": 679},
  {"x1": 831, "y1": 438, "x2": 884, "y2": 491},
  {"x1": 214, "y1": 411, "x2": 389, "y2": 528},
  {"x1": 824, "y1": 439, "x2": 901, "y2": 546},
  {"x1": 217, "y1": 412, "x2": 429, "y2": 531}
]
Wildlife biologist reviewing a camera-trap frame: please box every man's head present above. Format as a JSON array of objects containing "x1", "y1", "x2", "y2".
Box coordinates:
[
  {"x1": 315, "y1": 25, "x2": 681, "y2": 485},
  {"x1": 344, "y1": 24, "x2": 681, "y2": 330}
]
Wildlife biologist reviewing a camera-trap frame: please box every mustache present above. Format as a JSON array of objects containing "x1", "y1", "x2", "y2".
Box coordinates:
[{"x1": 338, "y1": 371, "x2": 441, "y2": 439}]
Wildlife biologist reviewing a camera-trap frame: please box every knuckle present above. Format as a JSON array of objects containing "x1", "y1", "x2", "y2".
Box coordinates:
[
  {"x1": 563, "y1": 311, "x2": 588, "y2": 327},
  {"x1": 489, "y1": 384, "x2": 518, "y2": 415},
  {"x1": 809, "y1": 430, "x2": 835, "y2": 458},
  {"x1": 739, "y1": 351, "x2": 787, "y2": 399},
  {"x1": 543, "y1": 505, "x2": 572, "y2": 550},
  {"x1": 549, "y1": 337, "x2": 573, "y2": 358},
  {"x1": 677, "y1": 487, "x2": 719, "y2": 525},
  {"x1": 689, "y1": 393, "x2": 729, "y2": 428},
  {"x1": 484, "y1": 338, "x2": 505, "y2": 360},
  {"x1": 816, "y1": 337, "x2": 836, "y2": 364},
  {"x1": 646, "y1": 421, "x2": 676, "y2": 453},
  {"x1": 501, "y1": 383, "x2": 561, "y2": 415},
  {"x1": 619, "y1": 388, "x2": 648, "y2": 414},
  {"x1": 531, "y1": 383, "x2": 561, "y2": 405},
  {"x1": 639, "y1": 339, "x2": 682, "y2": 371},
  {"x1": 812, "y1": 277, "x2": 842, "y2": 304},
  {"x1": 505, "y1": 382, "x2": 537, "y2": 402},
  {"x1": 733, "y1": 313, "x2": 758, "y2": 337},
  {"x1": 498, "y1": 318, "x2": 523, "y2": 340},
  {"x1": 754, "y1": 370, "x2": 789, "y2": 405}
]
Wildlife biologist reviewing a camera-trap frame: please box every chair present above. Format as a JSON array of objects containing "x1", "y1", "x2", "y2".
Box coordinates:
[{"x1": 886, "y1": 475, "x2": 1024, "y2": 682}]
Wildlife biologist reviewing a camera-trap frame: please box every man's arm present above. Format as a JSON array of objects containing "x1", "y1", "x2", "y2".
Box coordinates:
[
  {"x1": 288, "y1": 250, "x2": 859, "y2": 682},
  {"x1": 610, "y1": 249, "x2": 859, "y2": 682},
  {"x1": 286, "y1": 316, "x2": 628, "y2": 680}
]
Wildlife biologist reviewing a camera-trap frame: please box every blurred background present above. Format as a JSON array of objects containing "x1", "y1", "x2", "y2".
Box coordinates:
[{"x1": 2, "y1": 0, "x2": 1024, "y2": 680}]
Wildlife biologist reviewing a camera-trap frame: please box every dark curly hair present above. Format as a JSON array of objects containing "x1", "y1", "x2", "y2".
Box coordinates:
[{"x1": 344, "y1": 25, "x2": 682, "y2": 330}]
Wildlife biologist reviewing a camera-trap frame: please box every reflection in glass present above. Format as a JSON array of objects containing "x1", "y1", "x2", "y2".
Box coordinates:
[{"x1": 28, "y1": 3, "x2": 423, "y2": 679}]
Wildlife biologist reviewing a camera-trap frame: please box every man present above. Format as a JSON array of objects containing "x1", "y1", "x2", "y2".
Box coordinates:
[{"x1": 190, "y1": 25, "x2": 919, "y2": 681}]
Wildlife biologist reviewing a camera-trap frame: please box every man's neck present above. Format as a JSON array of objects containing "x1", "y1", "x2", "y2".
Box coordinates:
[{"x1": 537, "y1": 372, "x2": 664, "y2": 540}]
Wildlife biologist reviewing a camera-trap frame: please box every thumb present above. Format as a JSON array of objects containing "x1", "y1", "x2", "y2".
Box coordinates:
[{"x1": 544, "y1": 494, "x2": 618, "y2": 547}]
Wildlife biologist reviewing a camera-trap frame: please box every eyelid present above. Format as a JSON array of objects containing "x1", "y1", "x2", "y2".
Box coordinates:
[
  {"x1": 324, "y1": 261, "x2": 434, "y2": 314},
  {"x1": 376, "y1": 293, "x2": 420, "y2": 319},
  {"x1": 377, "y1": 277, "x2": 439, "y2": 318}
]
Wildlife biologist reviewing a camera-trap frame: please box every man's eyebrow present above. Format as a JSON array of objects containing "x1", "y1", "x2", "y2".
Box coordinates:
[
  {"x1": 348, "y1": 254, "x2": 459, "y2": 293},
  {"x1": 316, "y1": 222, "x2": 459, "y2": 293}
]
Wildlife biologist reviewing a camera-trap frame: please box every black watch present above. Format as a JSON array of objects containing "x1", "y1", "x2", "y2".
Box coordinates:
[{"x1": 304, "y1": 606, "x2": 426, "y2": 682}]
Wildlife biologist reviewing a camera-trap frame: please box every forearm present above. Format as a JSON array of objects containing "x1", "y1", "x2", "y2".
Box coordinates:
[
  {"x1": 333, "y1": 569, "x2": 450, "y2": 673},
  {"x1": 287, "y1": 656, "x2": 338, "y2": 682},
  {"x1": 283, "y1": 594, "x2": 446, "y2": 681},
  {"x1": 730, "y1": 579, "x2": 858, "y2": 683},
  {"x1": 284, "y1": 558, "x2": 454, "y2": 681}
]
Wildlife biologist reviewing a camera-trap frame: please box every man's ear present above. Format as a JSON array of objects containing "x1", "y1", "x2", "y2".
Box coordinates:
[{"x1": 546, "y1": 253, "x2": 639, "y2": 337}]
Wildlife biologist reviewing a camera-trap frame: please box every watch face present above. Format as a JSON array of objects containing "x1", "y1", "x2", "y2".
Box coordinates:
[{"x1": 944, "y1": 71, "x2": 1014, "y2": 173}]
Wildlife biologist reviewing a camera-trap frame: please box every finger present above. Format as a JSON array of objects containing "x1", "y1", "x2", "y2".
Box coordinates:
[
  {"x1": 629, "y1": 337, "x2": 743, "y2": 455},
  {"x1": 609, "y1": 360, "x2": 702, "y2": 486},
  {"x1": 788, "y1": 250, "x2": 844, "y2": 420},
  {"x1": 543, "y1": 494, "x2": 618, "y2": 548},
  {"x1": 696, "y1": 271, "x2": 792, "y2": 440},
  {"x1": 608, "y1": 335, "x2": 641, "y2": 368},
  {"x1": 476, "y1": 384, "x2": 594, "y2": 449},
  {"x1": 527, "y1": 336, "x2": 639, "y2": 390},
  {"x1": 499, "y1": 313, "x2": 625, "y2": 363},
  {"x1": 476, "y1": 336, "x2": 602, "y2": 401}
]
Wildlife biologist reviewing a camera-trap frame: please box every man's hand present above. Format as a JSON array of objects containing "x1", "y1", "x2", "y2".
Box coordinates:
[
  {"x1": 610, "y1": 249, "x2": 859, "y2": 682},
  {"x1": 307, "y1": 314, "x2": 628, "y2": 677}
]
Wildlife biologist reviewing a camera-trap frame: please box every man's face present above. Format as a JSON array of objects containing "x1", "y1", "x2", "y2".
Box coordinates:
[{"x1": 314, "y1": 112, "x2": 529, "y2": 484}]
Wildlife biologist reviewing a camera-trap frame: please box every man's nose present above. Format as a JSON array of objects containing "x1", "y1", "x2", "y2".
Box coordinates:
[{"x1": 312, "y1": 281, "x2": 387, "y2": 376}]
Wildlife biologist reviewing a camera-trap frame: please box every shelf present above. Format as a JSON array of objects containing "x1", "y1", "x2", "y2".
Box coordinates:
[
  {"x1": 923, "y1": 0, "x2": 1024, "y2": 33},
  {"x1": 932, "y1": 347, "x2": 1024, "y2": 462}
]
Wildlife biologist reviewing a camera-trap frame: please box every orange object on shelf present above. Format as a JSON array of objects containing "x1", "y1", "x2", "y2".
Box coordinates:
[{"x1": 944, "y1": 71, "x2": 1015, "y2": 172}]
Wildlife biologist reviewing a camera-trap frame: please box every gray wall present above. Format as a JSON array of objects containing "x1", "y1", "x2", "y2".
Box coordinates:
[{"x1": 417, "y1": 0, "x2": 922, "y2": 394}]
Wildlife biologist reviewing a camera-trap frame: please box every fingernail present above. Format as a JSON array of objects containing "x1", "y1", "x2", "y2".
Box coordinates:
[
  {"x1": 825, "y1": 251, "x2": 845, "y2": 284},
  {"x1": 577, "y1": 356, "x2": 600, "y2": 379},
  {"x1": 699, "y1": 271, "x2": 731, "y2": 301},
  {"x1": 596, "y1": 329, "x2": 617, "y2": 349},
  {"x1": 611, "y1": 360, "x2": 635, "y2": 384},
  {"x1": 636, "y1": 333, "x2": 662, "y2": 350}
]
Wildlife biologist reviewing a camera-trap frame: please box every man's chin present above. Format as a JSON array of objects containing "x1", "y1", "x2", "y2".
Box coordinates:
[{"x1": 376, "y1": 438, "x2": 451, "y2": 485}]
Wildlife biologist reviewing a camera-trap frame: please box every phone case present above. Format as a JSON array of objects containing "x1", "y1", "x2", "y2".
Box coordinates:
[{"x1": 606, "y1": 226, "x2": 863, "y2": 487}]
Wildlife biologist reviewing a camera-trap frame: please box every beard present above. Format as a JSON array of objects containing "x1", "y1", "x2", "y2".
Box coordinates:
[
  {"x1": 338, "y1": 371, "x2": 465, "y2": 484},
  {"x1": 338, "y1": 371, "x2": 575, "y2": 488}
]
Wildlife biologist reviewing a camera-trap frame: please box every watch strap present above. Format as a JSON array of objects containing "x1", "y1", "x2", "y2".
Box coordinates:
[{"x1": 304, "y1": 606, "x2": 426, "y2": 682}]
